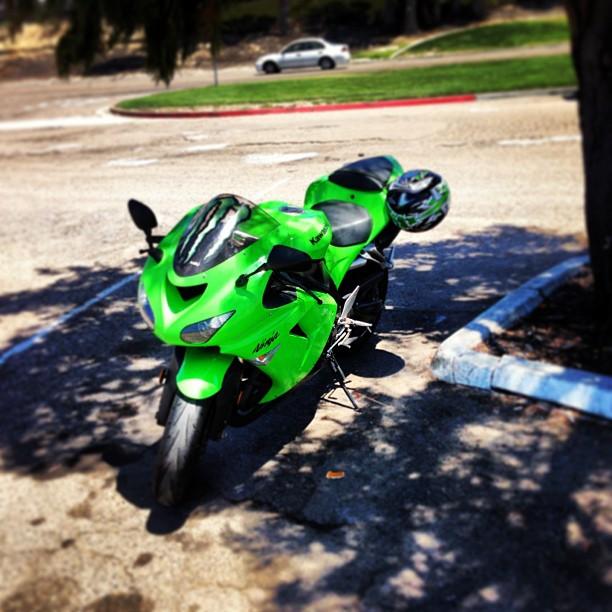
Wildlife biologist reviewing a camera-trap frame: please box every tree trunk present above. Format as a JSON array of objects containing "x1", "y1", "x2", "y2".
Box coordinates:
[
  {"x1": 202, "y1": 0, "x2": 221, "y2": 87},
  {"x1": 471, "y1": 0, "x2": 488, "y2": 20},
  {"x1": 278, "y1": 0, "x2": 289, "y2": 36},
  {"x1": 382, "y1": 0, "x2": 396, "y2": 31},
  {"x1": 447, "y1": 0, "x2": 462, "y2": 21},
  {"x1": 565, "y1": 0, "x2": 612, "y2": 339},
  {"x1": 419, "y1": 0, "x2": 442, "y2": 30},
  {"x1": 403, "y1": 0, "x2": 419, "y2": 34}
]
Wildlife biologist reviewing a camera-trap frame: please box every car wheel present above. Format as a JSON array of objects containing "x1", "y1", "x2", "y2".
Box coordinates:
[
  {"x1": 319, "y1": 57, "x2": 335, "y2": 70},
  {"x1": 263, "y1": 61, "x2": 280, "y2": 75}
]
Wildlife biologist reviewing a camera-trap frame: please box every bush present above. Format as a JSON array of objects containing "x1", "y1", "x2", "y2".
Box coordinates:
[{"x1": 221, "y1": 14, "x2": 277, "y2": 44}]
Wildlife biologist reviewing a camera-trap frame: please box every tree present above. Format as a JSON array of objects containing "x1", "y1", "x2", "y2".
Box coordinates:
[
  {"x1": 564, "y1": 0, "x2": 612, "y2": 342},
  {"x1": 382, "y1": 0, "x2": 396, "y2": 30},
  {"x1": 201, "y1": 0, "x2": 221, "y2": 87},
  {"x1": 418, "y1": 0, "x2": 443, "y2": 29},
  {"x1": 388, "y1": 0, "x2": 455, "y2": 35},
  {"x1": 278, "y1": 0, "x2": 289, "y2": 36},
  {"x1": 403, "y1": 0, "x2": 419, "y2": 34},
  {"x1": 5, "y1": 0, "x2": 222, "y2": 85}
]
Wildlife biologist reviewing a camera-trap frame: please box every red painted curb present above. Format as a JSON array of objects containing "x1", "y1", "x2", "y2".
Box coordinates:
[{"x1": 111, "y1": 94, "x2": 477, "y2": 119}]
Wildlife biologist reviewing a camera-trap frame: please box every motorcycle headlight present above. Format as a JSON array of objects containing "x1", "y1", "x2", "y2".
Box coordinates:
[
  {"x1": 137, "y1": 277, "x2": 155, "y2": 329},
  {"x1": 180, "y1": 311, "x2": 234, "y2": 344}
]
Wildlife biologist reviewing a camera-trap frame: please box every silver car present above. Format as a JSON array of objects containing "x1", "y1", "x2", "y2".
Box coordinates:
[{"x1": 255, "y1": 38, "x2": 351, "y2": 74}]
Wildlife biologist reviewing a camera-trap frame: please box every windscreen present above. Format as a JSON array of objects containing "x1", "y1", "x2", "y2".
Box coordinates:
[{"x1": 174, "y1": 194, "x2": 278, "y2": 277}]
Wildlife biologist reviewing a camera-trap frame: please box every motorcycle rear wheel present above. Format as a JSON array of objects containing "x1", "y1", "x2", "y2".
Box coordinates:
[
  {"x1": 346, "y1": 267, "x2": 389, "y2": 349},
  {"x1": 153, "y1": 395, "x2": 210, "y2": 506}
]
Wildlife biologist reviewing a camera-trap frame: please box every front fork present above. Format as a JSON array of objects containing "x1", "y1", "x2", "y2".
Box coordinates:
[
  {"x1": 156, "y1": 347, "x2": 241, "y2": 440},
  {"x1": 156, "y1": 352, "x2": 179, "y2": 426}
]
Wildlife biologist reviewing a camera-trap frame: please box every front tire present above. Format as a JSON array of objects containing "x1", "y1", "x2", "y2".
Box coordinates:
[
  {"x1": 153, "y1": 395, "x2": 210, "y2": 506},
  {"x1": 263, "y1": 61, "x2": 280, "y2": 74}
]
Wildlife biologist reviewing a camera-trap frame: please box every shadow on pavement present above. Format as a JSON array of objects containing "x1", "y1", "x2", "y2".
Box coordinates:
[
  {"x1": 0, "y1": 262, "x2": 157, "y2": 476},
  {"x1": 221, "y1": 381, "x2": 611, "y2": 610},
  {"x1": 1, "y1": 224, "x2": 609, "y2": 607}
]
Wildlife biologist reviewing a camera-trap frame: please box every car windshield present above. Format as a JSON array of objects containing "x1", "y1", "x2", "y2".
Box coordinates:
[{"x1": 174, "y1": 194, "x2": 278, "y2": 277}]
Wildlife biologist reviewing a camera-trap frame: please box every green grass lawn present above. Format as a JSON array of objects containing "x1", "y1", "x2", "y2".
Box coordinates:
[
  {"x1": 407, "y1": 18, "x2": 569, "y2": 55},
  {"x1": 353, "y1": 46, "x2": 401, "y2": 60},
  {"x1": 118, "y1": 54, "x2": 575, "y2": 111}
]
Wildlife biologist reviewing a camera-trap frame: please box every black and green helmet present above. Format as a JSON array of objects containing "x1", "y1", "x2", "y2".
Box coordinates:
[{"x1": 386, "y1": 170, "x2": 450, "y2": 232}]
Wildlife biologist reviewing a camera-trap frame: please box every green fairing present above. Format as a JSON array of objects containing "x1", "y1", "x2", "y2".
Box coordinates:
[
  {"x1": 175, "y1": 349, "x2": 234, "y2": 399},
  {"x1": 139, "y1": 156, "x2": 404, "y2": 403}
]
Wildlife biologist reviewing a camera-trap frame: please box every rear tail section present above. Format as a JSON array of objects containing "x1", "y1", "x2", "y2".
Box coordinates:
[
  {"x1": 304, "y1": 155, "x2": 404, "y2": 240},
  {"x1": 304, "y1": 156, "x2": 404, "y2": 284}
]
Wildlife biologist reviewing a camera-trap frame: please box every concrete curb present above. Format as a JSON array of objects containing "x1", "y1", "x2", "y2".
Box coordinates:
[
  {"x1": 111, "y1": 86, "x2": 576, "y2": 121},
  {"x1": 478, "y1": 86, "x2": 576, "y2": 100},
  {"x1": 110, "y1": 94, "x2": 477, "y2": 120},
  {"x1": 431, "y1": 255, "x2": 612, "y2": 420}
]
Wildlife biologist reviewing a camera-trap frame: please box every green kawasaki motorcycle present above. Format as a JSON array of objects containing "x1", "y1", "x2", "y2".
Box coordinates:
[{"x1": 128, "y1": 156, "x2": 450, "y2": 506}]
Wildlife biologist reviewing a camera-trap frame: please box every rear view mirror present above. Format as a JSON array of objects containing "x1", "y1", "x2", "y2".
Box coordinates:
[
  {"x1": 128, "y1": 199, "x2": 163, "y2": 262},
  {"x1": 236, "y1": 246, "x2": 314, "y2": 289},
  {"x1": 267, "y1": 245, "x2": 313, "y2": 273},
  {"x1": 128, "y1": 199, "x2": 158, "y2": 235}
]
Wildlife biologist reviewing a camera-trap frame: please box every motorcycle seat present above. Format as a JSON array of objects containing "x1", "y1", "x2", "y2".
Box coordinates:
[
  {"x1": 328, "y1": 156, "x2": 396, "y2": 193},
  {"x1": 312, "y1": 200, "x2": 373, "y2": 247}
]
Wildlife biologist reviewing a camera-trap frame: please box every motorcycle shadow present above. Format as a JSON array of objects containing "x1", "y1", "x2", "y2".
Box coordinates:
[{"x1": 115, "y1": 342, "x2": 404, "y2": 535}]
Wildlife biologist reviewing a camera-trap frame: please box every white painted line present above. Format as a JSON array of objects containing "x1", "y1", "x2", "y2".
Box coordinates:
[
  {"x1": 0, "y1": 174, "x2": 292, "y2": 366},
  {"x1": 59, "y1": 96, "x2": 112, "y2": 108},
  {"x1": 253, "y1": 177, "x2": 292, "y2": 201},
  {"x1": 243, "y1": 152, "x2": 318, "y2": 165},
  {"x1": 182, "y1": 143, "x2": 228, "y2": 154},
  {"x1": 182, "y1": 132, "x2": 209, "y2": 142},
  {"x1": 42, "y1": 143, "x2": 82, "y2": 153},
  {"x1": 107, "y1": 158, "x2": 159, "y2": 167},
  {"x1": 0, "y1": 114, "x2": 130, "y2": 132},
  {"x1": 0, "y1": 274, "x2": 138, "y2": 367},
  {"x1": 498, "y1": 135, "x2": 581, "y2": 147},
  {"x1": 23, "y1": 97, "x2": 112, "y2": 111}
]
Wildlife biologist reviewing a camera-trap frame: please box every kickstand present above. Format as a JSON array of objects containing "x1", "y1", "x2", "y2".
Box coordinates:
[{"x1": 326, "y1": 351, "x2": 360, "y2": 411}]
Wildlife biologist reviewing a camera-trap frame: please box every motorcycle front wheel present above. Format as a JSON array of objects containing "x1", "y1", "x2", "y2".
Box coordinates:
[{"x1": 153, "y1": 395, "x2": 211, "y2": 506}]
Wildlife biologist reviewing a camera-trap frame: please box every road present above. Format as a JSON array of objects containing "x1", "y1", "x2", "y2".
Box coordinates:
[
  {"x1": 0, "y1": 74, "x2": 610, "y2": 611},
  {"x1": 0, "y1": 42, "x2": 570, "y2": 121}
]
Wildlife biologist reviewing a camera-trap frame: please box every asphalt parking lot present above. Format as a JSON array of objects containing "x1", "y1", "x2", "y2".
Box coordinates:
[{"x1": 0, "y1": 77, "x2": 610, "y2": 611}]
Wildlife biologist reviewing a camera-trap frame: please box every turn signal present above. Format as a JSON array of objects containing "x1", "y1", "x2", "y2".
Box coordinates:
[{"x1": 247, "y1": 344, "x2": 281, "y2": 367}]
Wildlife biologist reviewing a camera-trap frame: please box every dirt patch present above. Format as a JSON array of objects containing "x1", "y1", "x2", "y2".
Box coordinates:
[
  {"x1": 1, "y1": 576, "x2": 79, "y2": 612},
  {"x1": 83, "y1": 593, "x2": 154, "y2": 612},
  {"x1": 67, "y1": 499, "x2": 92, "y2": 520},
  {"x1": 489, "y1": 3, "x2": 565, "y2": 22},
  {"x1": 165, "y1": 532, "x2": 212, "y2": 553},
  {"x1": 485, "y1": 268, "x2": 612, "y2": 376},
  {"x1": 133, "y1": 553, "x2": 154, "y2": 568}
]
